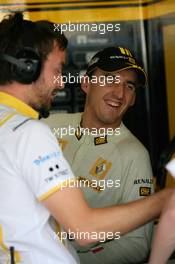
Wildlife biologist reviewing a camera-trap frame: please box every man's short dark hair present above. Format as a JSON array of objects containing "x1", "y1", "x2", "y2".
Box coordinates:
[{"x1": 0, "y1": 12, "x2": 68, "y2": 85}]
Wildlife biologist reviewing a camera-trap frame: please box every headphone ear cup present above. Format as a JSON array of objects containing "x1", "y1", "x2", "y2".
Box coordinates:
[{"x1": 12, "y1": 47, "x2": 41, "y2": 84}]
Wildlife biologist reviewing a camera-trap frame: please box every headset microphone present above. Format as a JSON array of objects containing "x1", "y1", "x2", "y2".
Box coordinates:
[
  {"x1": 38, "y1": 109, "x2": 50, "y2": 119},
  {"x1": 0, "y1": 53, "x2": 34, "y2": 71}
]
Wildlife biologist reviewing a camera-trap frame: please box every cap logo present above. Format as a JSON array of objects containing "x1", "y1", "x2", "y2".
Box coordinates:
[
  {"x1": 130, "y1": 64, "x2": 142, "y2": 70},
  {"x1": 110, "y1": 55, "x2": 128, "y2": 60},
  {"x1": 119, "y1": 47, "x2": 133, "y2": 57},
  {"x1": 128, "y1": 57, "x2": 136, "y2": 64}
]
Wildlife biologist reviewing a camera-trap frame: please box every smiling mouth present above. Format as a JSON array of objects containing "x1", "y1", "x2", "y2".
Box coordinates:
[{"x1": 105, "y1": 100, "x2": 122, "y2": 108}]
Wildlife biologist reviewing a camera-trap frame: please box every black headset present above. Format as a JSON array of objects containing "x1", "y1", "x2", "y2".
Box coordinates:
[{"x1": 0, "y1": 20, "x2": 41, "y2": 84}]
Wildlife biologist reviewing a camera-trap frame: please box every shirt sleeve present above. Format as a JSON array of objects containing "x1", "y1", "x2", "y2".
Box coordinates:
[
  {"x1": 17, "y1": 120, "x2": 76, "y2": 201},
  {"x1": 77, "y1": 233, "x2": 152, "y2": 264},
  {"x1": 116, "y1": 146, "x2": 154, "y2": 263}
]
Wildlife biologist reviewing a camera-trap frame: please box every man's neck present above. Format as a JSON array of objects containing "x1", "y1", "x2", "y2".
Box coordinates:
[
  {"x1": 0, "y1": 83, "x2": 28, "y2": 104},
  {"x1": 81, "y1": 111, "x2": 121, "y2": 132}
]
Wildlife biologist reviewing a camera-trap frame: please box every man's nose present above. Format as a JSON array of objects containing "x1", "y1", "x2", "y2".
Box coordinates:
[
  {"x1": 57, "y1": 75, "x2": 65, "y2": 90},
  {"x1": 113, "y1": 82, "x2": 125, "y2": 99}
]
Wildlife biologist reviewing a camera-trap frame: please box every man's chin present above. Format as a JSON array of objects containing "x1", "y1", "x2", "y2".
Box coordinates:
[{"x1": 104, "y1": 116, "x2": 123, "y2": 127}]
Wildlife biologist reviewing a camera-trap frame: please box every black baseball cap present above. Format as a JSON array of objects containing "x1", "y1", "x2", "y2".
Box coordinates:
[{"x1": 86, "y1": 46, "x2": 147, "y2": 86}]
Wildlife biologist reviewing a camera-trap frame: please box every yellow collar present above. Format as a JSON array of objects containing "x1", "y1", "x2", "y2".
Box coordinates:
[{"x1": 0, "y1": 92, "x2": 39, "y2": 119}]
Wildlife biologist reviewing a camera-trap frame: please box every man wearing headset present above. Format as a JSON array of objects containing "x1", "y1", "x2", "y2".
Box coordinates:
[{"x1": 0, "y1": 12, "x2": 173, "y2": 264}]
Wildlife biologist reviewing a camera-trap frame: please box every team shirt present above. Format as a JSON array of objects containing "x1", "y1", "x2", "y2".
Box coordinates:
[
  {"x1": 44, "y1": 112, "x2": 154, "y2": 264},
  {"x1": 0, "y1": 92, "x2": 79, "y2": 264}
]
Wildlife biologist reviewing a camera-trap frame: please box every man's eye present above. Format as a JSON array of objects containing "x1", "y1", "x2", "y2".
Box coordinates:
[
  {"x1": 104, "y1": 76, "x2": 116, "y2": 84},
  {"x1": 55, "y1": 69, "x2": 60, "y2": 75},
  {"x1": 127, "y1": 84, "x2": 135, "y2": 91},
  {"x1": 110, "y1": 76, "x2": 116, "y2": 83},
  {"x1": 57, "y1": 67, "x2": 63, "y2": 74}
]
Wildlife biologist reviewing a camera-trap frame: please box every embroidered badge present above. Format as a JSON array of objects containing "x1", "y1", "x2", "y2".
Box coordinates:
[
  {"x1": 90, "y1": 157, "x2": 112, "y2": 179},
  {"x1": 58, "y1": 139, "x2": 68, "y2": 151},
  {"x1": 139, "y1": 187, "x2": 151, "y2": 196},
  {"x1": 94, "y1": 136, "x2": 107, "y2": 145}
]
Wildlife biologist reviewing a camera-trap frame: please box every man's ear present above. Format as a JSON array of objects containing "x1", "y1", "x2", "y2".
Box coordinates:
[
  {"x1": 81, "y1": 75, "x2": 90, "y2": 94},
  {"x1": 130, "y1": 93, "x2": 136, "y2": 106}
]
